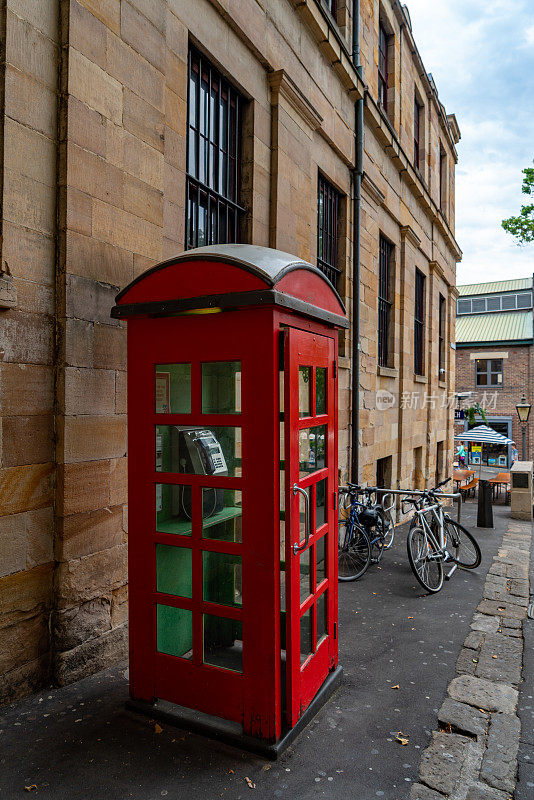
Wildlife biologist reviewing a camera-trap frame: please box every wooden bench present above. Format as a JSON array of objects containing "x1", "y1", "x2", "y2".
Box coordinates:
[{"x1": 461, "y1": 478, "x2": 479, "y2": 499}]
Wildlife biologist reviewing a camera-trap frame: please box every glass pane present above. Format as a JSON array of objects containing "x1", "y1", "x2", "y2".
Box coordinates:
[
  {"x1": 157, "y1": 604, "x2": 193, "y2": 659},
  {"x1": 156, "y1": 544, "x2": 192, "y2": 598},
  {"x1": 202, "y1": 488, "x2": 242, "y2": 542},
  {"x1": 501, "y1": 295, "x2": 515, "y2": 310},
  {"x1": 156, "y1": 425, "x2": 241, "y2": 476},
  {"x1": 300, "y1": 608, "x2": 312, "y2": 665},
  {"x1": 316, "y1": 478, "x2": 326, "y2": 529},
  {"x1": 490, "y1": 360, "x2": 502, "y2": 372},
  {"x1": 155, "y1": 364, "x2": 191, "y2": 414},
  {"x1": 477, "y1": 374, "x2": 488, "y2": 386},
  {"x1": 316, "y1": 591, "x2": 327, "y2": 644},
  {"x1": 300, "y1": 547, "x2": 311, "y2": 604},
  {"x1": 316, "y1": 368, "x2": 326, "y2": 415},
  {"x1": 299, "y1": 425, "x2": 326, "y2": 477},
  {"x1": 203, "y1": 552, "x2": 242, "y2": 608},
  {"x1": 486, "y1": 297, "x2": 500, "y2": 311},
  {"x1": 299, "y1": 366, "x2": 311, "y2": 418},
  {"x1": 156, "y1": 484, "x2": 192, "y2": 535},
  {"x1": 517, "y1": 292, "x2": 531, "y2": 308},
  {"x1": 316, "y1": 536, "x2": 326, "y2": 585},
  {"x1": 202, "y1": 362, "x2": 241, "y2": 414},
  {"x1": 476, "y1": 359, "x2": 487, "y2": 371},
  {"x1": 203, "y1": 614, "x2": 243, "y2": 672}
]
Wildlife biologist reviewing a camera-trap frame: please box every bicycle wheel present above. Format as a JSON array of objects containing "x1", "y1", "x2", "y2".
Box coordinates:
[
  {"x1": 407, "y1": 526, "x2": 444, "y2": 593},
  {"x1": 377, "y1": 507, "x2": 395, "y2": 549},
  {"x1": 338, "y1": 520, "x2": 371, "y2": 581},
  {"x1": 444, "y1": 518, "x2": 481, "y2": 569}
]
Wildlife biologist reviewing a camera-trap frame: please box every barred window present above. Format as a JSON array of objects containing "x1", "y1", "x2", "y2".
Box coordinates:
[
  {"x1": 317, "y1": 173, "x2": 341, "y2": 287},
  {"x1": 438, "y1": 294, "x2": 446, "y2": 378},
  {"x1": 186, "y1": 46, "x2": 244, "y2": 249},
  {"x1": 378, "y1": 235, "x2": 393, "y2": 367},
  {"x1": 378, "y1": 24, "x2": 388, "y2": 110},
  {"x1": 414, "y1": 269, "x2": 425, "y2": 375},
  {"x1": 414, "y1": 95, "x2": 422, "y2": 170}
]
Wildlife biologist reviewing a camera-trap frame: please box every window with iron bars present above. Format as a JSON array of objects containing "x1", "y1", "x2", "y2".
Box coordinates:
[
  {"x1": 414, "y1": 95, "x2": 422, "y2": 170},
  {"x1": 378, "y1": 235, "x2": 393, "y2": 367},
  {"x1": 438, "y1": 293, "x2": 446, "y2": 379},
  {"x1": 378, "y1": 24, "x2": 388, "y2": 111},
  {"x1": 317, "y1": 173, "x2": 341, "y2": 287},
  {"x1": 414, "y1": 269, "x2": 425, "y2": 375},
  {"x1": 186, "y1": 46, "x2": 244, "y2": 249}
]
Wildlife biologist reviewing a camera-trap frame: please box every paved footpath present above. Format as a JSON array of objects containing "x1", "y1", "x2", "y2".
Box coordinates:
[
  {"x1": 410, "y1": 515, "x2": 534, "y2": 800},
  {"x1": 0, "y1": 505, "x2": 532, "y2": 800}
]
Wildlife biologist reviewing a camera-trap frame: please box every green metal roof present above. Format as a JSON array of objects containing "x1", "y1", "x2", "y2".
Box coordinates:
[
  {"x1": 457, "y1": 277, "x2": 532, "y2": 296},
  {"x1": 456, "y1": 311, "x2": 533, "y2": 344}
]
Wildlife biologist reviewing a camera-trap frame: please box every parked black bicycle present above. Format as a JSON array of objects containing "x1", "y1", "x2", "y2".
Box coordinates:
[{"x1": 338, "y1": 484, "x2": 395, "y2": 581}]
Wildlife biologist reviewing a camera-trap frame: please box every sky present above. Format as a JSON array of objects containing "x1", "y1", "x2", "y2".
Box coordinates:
[{"x1": 405, "y1": 0, "x2": 534, "y2": 285}]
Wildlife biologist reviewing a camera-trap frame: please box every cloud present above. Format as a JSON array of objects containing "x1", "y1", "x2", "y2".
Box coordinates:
[{"x1": 405, "y1": 0, "x2": 534, "y2": 283}]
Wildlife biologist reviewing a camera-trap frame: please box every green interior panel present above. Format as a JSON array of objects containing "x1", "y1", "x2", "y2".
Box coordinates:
[
  {"x1": 156, "y1": 543, "x2": 192, "y2": 597},
  {"x1": 201, "y1": 361, "x2": 241, "y2": 414},
  {"x1": 155, "y1": 364, "x2": 191, "y2": 414},
  {"x1": 156, "y1": 604, "x2": 193, "y2": 659},
  {"x1": 156, "y1": 504, "x2": 242, "y2": 535},
  {"x1": 203, "y1": 614, "x2": 243, "y2": 672},
  {"x1": 203, "y1": 551, "x2": 242, "y2": 608}
]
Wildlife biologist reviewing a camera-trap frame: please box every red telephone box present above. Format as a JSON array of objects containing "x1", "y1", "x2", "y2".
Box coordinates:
[{"x1": 112, "y1": 244, "x2": 347, "y2": 756}]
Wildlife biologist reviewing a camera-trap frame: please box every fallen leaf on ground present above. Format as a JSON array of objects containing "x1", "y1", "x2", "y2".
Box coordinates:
[
  {"x1": 245, "y1": 777, "x2": 256, "y2": 788},
  {"x1": 408, "y1": 617, "x2": 413, "y2": 619},
  {"x1": 492, "y1": 655, "x2": 498, "y2": 659},
  {"x1": 24, "y1": 787, "x2": 37, "y2": 793},
  {"x1": 395, "y1": 732, "x2": 409, "y2": 745},
  {"x1": 154, "y1": 723, "x2": 163, "y2": 734},
  {"x1": 391, "y1": 684, "x2": 400, "y2": 689},
  {"x1": 228, "y1": 770, "x2": 234, "y2": 774}
]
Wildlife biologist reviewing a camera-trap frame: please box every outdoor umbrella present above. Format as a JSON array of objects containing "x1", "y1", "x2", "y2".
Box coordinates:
[{"x1": 454, "y1": 424, "x2": 512, "y2": 476}]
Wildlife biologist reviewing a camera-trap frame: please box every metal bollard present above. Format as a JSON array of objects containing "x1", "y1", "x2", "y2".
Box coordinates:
[{"x1": 477, "y1": 479, "x2": 493, "y2": 528}]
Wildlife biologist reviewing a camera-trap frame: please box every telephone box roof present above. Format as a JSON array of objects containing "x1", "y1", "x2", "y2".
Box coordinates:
[{"x1": 112, "y1": 244, "x2": 347, "y2": 327}]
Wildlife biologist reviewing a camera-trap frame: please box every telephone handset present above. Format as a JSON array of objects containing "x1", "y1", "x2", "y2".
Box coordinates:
[{"x1": 170, "y1": 427, "x2": 227, "y2": 519}]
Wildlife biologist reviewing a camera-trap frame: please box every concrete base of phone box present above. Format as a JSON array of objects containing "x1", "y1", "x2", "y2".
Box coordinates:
[{"x1": 126, "y1": 665, "x2": 343, "y2": 759}]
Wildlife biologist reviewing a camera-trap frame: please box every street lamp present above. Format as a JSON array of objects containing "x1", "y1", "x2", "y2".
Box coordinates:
[{"x1": 515, "y1": 392, "x2": 531, "y2": 460}]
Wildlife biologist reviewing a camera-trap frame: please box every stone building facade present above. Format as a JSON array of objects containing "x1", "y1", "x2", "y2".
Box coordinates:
[
  {"x1": 0, "y1": 0, "x2": 460, "y2": 702},
  {"x1": 455, "y1": 278, "x2": 534, "y2": 463}
]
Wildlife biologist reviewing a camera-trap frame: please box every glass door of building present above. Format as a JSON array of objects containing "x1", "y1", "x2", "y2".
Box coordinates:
[{"x1": 284, "y1": 326, "x2": 337, "y2": 727}]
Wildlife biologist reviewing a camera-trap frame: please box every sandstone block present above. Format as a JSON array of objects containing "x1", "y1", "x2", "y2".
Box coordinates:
[
  {"x1": 5, "y1": 65, "x2": 57, "y2": 137},
  {"x1": 55, "y1": 542, "x2": 127, "y2": 608},
  {"x1": 66, "y1": 187, "x2": 93, "y2": 237},
  {"x1": 0, "y1": 463, "x2": 53, "y2": 516},
  {"x1": 0, "y1": 310, "x2": 54, "y2": 365},
  {"x1": 69, "y1": 48, "x2": 122, "y2": 124},
  {"x1": 57, "y1": 460, "x2": 111, "y2": 516},
  {"x1": 115, "y1": 370, "x2": 127, "y2": 414},
  {"x1": 92, "y1": 198, "x2": 162, "y2": 260},
  {"x1": 54, "y1": 623, "x2": 127, "y2": 686},
  {"x1": 123, "y1": 88, "x2": 164, "y2": 152},
  {"x1": 111, "y1": 584, "x2": 128, "y2": 627},
  {"x1": 93, "y1": 324, "x2": 126, "y2": 370},
  {"x1": 121, "y1": 130, "x2": 163, "y2": 188},
  {"x1": 58, "y1": 506, "x2": 124, "y2": 562},
  {"x1": 107, "y1": 34, "x2": 163, "y2": 110},
  {"x1": 1, "y1": 414, "x2": 54, "y2": 467},
  {"x1": 110, "y1": 457, "x2": 127, "y2": 506},
  {"x1": 60, "y1": 415, "x2": 126, "y2": 463},
  {"x1": 466, "y1": 782, "x2": 511, "y2": 800},
  {"x1": 66, "y1": 230, "x2": 133, "y2": 287},
  {"x1": 438, "y1": 697, "x2": 488, "y2": 738},
  {"x1": 68, "y1": 142, "x2": 124, "y2": 207},
  {"x1": 448, "y1": 675, "x2": 518, "y2": 714},
  {"x1": 123, "y1": 172, "x2": 164, "y2": 227},
  {"x1": 0, "y1": 611, "x2": 49, "y2": 675},
  {"x1": 4, "y1": 117, "x2": 56, "y2": 188},
  {"x1": 78, "y1": 0, "x2": 120, "y2": 34},
  {"x1": 10, "y1": 0, "x2": 58, "y2": 39},
  {"x1": 64, "y1": 318, "x2": 94, "y2": 368},
  {"x1": 419, "y1": 730, "x2": 483, "y2": 796},
  {"x1": 163, "y1": 125, "x2": 186, "y2": 169},
  {"x1": 3, "y1": 168, "x2": 56, "y2": 235},
  {"x1": 0, "y1": 512, "x2": 26, "y2": 577},
  {"x1": 410, "y1": 783, "x2": 452, "y2": 800},
  {"x1": 25, "y1": 507, "x2": 54, "y2": 568},
  {"x1": 70, "y1": 0, "x2": 107, "y2": 66},
  {"x1": 477, "y1": 599, "x2": 526, "y2": 621},
  {"x1": 121, "y1": 0, "x2": 165, "y2": 73},
  {"x1": 68, "y1": 95, "x2": 106, "y2": 158},
  {"x1": 65, "y1": 274, "x2": 119, "y2": 325},
  {"x1": 480, "y1": 713, "x2": 521, "y2": 793},
  {"x1": 1, "y1": 222, "x2": 55, "y2": 285},
  {"x1": 53, "y1": 597, "x2": 112, "y2": 651},
  {"x1": 63, "y1": 367, "x2": 116, "y2": 415},
  {"x1": 0, "y1": 563, "x2": 53, "y2": 624},
  {"x1": 6, "y1": 9, "x2": 58, "y2": 90},
  {"x1": 0, "y1": 652, "x2": 51, "y2": 706}
]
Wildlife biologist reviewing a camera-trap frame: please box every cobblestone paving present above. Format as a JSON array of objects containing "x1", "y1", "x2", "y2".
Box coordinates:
[{"x1": 410, "y1": 519, "x2": 533, "y2": 800}]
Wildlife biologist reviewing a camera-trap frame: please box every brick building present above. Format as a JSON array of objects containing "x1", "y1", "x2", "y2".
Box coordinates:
[
  {"x1": 455, "y1": 277, "x2": 534, "y2": 465},
  {"x1": 0, "y1": 0, "x2": 460, "y2": 701}
]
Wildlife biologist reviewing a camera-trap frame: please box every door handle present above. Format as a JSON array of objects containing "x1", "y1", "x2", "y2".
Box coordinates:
[{"x1": 292, "y1": 483, "x2": 311, "y2": 554}]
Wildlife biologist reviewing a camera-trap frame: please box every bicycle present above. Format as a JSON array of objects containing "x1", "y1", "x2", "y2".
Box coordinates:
[
  {"x1": 402, "y1": 478, "x2": 481, "y2": 593},
  {"x1": 338, "y1": 484, "x2": 395, "y2": 581}
]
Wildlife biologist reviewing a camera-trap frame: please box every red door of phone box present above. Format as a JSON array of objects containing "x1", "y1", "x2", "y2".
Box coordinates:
[{"x1": 111, "y1": 245, "x2": 347, "y2": 755}]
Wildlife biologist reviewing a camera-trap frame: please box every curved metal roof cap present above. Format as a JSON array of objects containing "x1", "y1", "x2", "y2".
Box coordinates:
[{"x1": 116, "y1": 244, "x2": 345, "y2": 312}]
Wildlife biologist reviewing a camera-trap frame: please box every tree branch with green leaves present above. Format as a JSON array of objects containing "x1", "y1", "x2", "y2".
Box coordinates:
[{"x1": 502, "y1": 163, "x2": 534, "y2": 245}]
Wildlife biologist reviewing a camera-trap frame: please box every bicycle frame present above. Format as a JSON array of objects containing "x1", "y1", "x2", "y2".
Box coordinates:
[{"x1": 413, "y1": 502, "x2": 446, "y2": 555}]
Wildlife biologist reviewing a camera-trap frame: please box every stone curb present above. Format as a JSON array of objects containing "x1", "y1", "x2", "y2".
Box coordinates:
[{"x1": 410, "y1": 518, "x2": 532, "y2": 800}]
